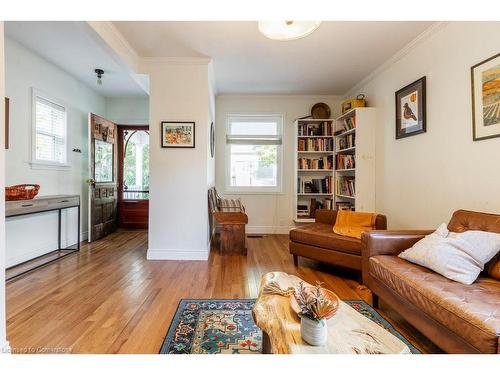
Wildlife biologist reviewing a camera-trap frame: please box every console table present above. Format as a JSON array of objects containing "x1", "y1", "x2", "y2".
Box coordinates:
[{"x1": 6, "y1": 194, "x2": 81, "y2": 280}]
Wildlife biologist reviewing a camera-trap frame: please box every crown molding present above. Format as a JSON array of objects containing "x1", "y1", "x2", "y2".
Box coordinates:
[
  {"x1": 216, "y1": 93, "x2": 344, "y2": 99},
  {"x1": 141, "y1": 56, "x2": 212, "y2": 65},
  {"x1": 344, "y1": 21, "x2": 450, "y2": 97}
]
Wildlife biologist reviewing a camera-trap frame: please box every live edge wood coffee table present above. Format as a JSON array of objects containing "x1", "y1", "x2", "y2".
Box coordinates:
[{"x1": 252, "y1": 272, "x2": 411, "y2": 354}]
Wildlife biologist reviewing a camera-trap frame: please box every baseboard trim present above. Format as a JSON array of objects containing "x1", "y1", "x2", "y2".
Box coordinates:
[
  {"x1": 147, "y1": 248, "x2": 209, "y2": 261},
  {"x1": 0, "y1": 340, "x2": 11, "y2": 354},
  {"x1": 246, "y1": 225, "x2": 293, "y2": 235}
]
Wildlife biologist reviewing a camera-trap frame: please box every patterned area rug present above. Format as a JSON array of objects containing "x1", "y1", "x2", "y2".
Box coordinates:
[{"x1": 159, "y1": 299, "x2": 420, "y2": 354}]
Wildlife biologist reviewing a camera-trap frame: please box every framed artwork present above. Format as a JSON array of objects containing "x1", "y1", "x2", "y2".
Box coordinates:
[
  {"x1": 161, "y1": 121, "x2": 195, "y2": 148},
  {"x1": 471, "y1": 53, "x2": 500, "y2": 141},
  {"x1": 209, "y1": 121, "x2": 215, "y2": 157},
  {"x1": 5, "y1": 97, "x2": 9, "y2": 149},
  {"x1": 395, "y1": 76, "x2": 426, "y2": 139}
]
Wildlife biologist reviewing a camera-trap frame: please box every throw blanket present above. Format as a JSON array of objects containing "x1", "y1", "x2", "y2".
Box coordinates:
[{"x1": 333, "y1": 211, "x2": 377, "y2": 239}]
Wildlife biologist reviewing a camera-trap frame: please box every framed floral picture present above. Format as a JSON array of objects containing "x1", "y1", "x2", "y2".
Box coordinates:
[
  {"x1": 395, "y1": 76, "x2": 426, "y2": 139},
  {"x1": 161, "y1": 121, "x2": 195, "y2": 148},
  {"x1": 471, "y1": 53, "x2": 500, "y2": 141}
]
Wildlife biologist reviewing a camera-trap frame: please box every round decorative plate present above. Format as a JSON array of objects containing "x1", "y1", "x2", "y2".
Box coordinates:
[
  {"x1": 311, "y1": 102, "x2": 331, "y2": 119},
  {"x1": 209, "y1": 121, "x2": 215, "y2": 157}
]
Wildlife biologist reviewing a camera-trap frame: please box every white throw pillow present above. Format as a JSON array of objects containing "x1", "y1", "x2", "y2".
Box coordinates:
[{"x1": 398, "y1": 223, "x2": 500, "y2": 284}]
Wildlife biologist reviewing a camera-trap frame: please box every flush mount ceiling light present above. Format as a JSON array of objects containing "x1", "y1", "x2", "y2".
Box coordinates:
[
  {"x1": 95, "y1": 68, "x2": 104, "y2": 85},
  {"x1": 258, "y1": 21, "x2": 321, "y2": 41}
]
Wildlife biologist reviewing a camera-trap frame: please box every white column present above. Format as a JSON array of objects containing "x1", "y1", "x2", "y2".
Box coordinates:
[
  {"x1": 143, "y1": 60, "x2": 212, "y2": 260},
  {"x1": 0, "y1": 21, "x2": 11, "y2": 354}
]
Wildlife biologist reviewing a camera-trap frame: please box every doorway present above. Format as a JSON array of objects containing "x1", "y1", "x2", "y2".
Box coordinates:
[{"x1": 117, "y1": 125, "x2": 150, "y2": 229}]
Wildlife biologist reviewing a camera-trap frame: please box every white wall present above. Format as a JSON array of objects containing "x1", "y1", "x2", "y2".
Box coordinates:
[
  {"x1": 215, "y1": 95, "x2": 343, "y2": 233},
  {"x1": 105, "y1": 96, "x2": 149, "y2": 125},
  {"x1": 4, "y1": 37, "x2": 106, "y2": 266},
  {"x1": 0, "y1": 22, "x2": 10, "y2": 353},
  {"x1": 145, "y1": 61, "x2": 212, "y2": 260},
  {"x1": 347, "y1": 22, "x2": 500, "y2": 229}
]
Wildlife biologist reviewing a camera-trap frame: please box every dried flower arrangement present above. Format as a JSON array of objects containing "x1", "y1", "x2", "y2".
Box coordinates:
[{"x1": 293, "y1": 281, "x2": 339, "y2": 321}]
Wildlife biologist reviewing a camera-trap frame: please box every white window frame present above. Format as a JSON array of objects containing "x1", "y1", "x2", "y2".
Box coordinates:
[
  {"x1": 31, "y1": 88, "x2": 70, "y2": 170},
  {"x1": 225, "y1": 113, "x2": 283, "y2": 194}
]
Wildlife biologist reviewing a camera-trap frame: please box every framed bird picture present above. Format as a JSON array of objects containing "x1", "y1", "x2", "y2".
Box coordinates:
[
  {"x1": 395, "y1": 76, "x2": 426, "y2": 139},
  {"x1": 471, "y1": 53, "x2": 500, "y2": 141}
]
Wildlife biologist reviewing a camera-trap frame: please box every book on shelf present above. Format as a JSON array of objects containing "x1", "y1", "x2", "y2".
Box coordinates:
[
  {"x1": 336, "y1": 202, "x2": 354, "y2": 211},
  {"x1": 298, "y1": 138, "x2": 333, "y2": 152},
  {"x1": 341, "y1": 116, "x2": 356, "y2": 131},
  {"x1": 335, "y1": 133, "x2": 355, "y2": 150},
  {"x1": 336, "y1": 176, "x2": 355, "y2": 196},
  {"x1": 297, "y1": 176, "x2": 333, "y2": 194},
  {"x1": 297, "y1": 198, "x2": 334, "y2": 219},
  {"x1": 297, "y1": 155, "x2": 333, "y2": 170},
  {"x1": 298, "y1": 121, "x2": 333, "y2": 136},
  {"x1": 335, "y1": 154, "x2": 355, "y2": 170}
]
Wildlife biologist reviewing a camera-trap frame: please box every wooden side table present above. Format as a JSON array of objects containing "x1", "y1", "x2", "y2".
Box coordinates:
[{"x1": 252, "y1": 272, "x2": 411, "y2": 354}]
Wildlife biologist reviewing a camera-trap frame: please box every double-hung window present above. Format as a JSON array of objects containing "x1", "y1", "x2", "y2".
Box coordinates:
[
  {"x1": 226, "y1": 114, "x2": 283, "y2": 193},
  {"x1": 32, "y1": 90, "x2": 68, "y2": 166}
]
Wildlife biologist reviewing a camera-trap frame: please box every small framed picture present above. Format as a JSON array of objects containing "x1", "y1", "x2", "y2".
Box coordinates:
[
  {"x1": 471, "y1": 53, "x2": 500, "y2": 141},
  {"x1": 161, "y1": 121, "x2": 195, "y2": 148},
  {"x1": 395, "y1": 76, "x2": 426, "y2": 139}
]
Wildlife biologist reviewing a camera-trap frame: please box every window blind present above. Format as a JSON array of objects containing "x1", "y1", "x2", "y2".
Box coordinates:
[
  {"x1": 35, "y1": 95, "x2": 66, "y2": 163},
  {"x1": 226, "y1": 115, "x2": 282, "y2": 145}
]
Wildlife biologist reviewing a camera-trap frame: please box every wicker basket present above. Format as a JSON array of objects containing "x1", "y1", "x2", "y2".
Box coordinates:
[
  {"x1": 5, "y1": 184, "x2": 40, "y2": 201},
  {"x1": 342, "y1": 94, "x2": 366, "y2": 113}
]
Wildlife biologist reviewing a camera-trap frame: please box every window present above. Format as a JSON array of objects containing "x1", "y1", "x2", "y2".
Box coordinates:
[
  {"x1": 32, "y1": 90, "x2": 67, "y2": 165},
  {"x1": 226, "y1": 114, "x2": 283, "y2": 193}
]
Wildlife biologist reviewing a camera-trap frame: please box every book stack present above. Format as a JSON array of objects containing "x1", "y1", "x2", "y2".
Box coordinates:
[
  {"x1": 336, "y1": 202, "x2": 354, "y2": 211},
  {"x1": 298, "y1": 121, "x2": 333, "y2": 136},
  {"x1": 296, "y1": 198, "x2": 334, "y2": 219},
  {"x1": 336, "y1": 176, "x2": 355, "y2": 197},
  {"x1": 297, "y1": 155, "x2": 333, "y2": 170},
  {"x1": 297, "y1": 204, "x2": 310, "y2": 218},
  {"x1": 336, "y1": 154, "x2": 355, "y2": 170},
  {"x1": 335, "y1": 133, "x2": 355, "y2": 150},
  {"x1": 298, "y1": 138, "x2": 334, "y2": 152}
]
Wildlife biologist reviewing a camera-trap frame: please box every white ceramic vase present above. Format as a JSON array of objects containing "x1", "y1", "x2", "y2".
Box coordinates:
[{"x1": 300, "y1": 316, "x2": 327, "y2": 346}]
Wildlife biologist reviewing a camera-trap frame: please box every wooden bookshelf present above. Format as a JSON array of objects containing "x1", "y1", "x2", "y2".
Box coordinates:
[
  {"x1": 333, "y1": 108, "x2": 376, "y2": 212},
  {"x1": 294, "y1": 118, "x2": 334, "y2": 222}
]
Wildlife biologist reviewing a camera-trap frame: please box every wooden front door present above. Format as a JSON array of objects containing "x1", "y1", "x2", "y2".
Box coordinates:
[{"x1": 88, "y1": 113, "x2": 118, "y2": 242}]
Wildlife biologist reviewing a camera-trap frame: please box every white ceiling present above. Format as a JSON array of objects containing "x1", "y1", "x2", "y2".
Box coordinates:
[
  {"x1": 113, "y1": 21, "x2": 435, "y2": 95},
  {"x1": 5, "y1": 21, "x2": 149, "y2": 98}
]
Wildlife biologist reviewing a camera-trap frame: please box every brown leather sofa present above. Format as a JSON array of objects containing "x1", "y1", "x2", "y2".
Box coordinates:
[
  {"x1": 289, "y1": 209, "x2": 387, "y2": 271},
  {"x1": 362, "y1": 209, "x2": 500, "y2": 354}
]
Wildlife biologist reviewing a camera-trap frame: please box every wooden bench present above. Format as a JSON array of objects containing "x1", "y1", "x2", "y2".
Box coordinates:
[{"x1": 208, "y1": 188, "x2": 248, "y2": 255}]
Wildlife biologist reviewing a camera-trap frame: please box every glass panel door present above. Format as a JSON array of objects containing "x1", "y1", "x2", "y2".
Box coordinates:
[{"x1": 122, "y1": 129, "x2": 149, "y2": 200}]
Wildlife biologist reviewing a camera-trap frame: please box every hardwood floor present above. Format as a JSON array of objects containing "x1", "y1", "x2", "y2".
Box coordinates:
[{"x1": 6, "y1": 230, "x2": 440, "y2": 353}]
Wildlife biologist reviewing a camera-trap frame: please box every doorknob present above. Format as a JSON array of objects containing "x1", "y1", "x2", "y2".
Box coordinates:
[{"x1": 86, "y1": 178, "x2": 96, "y2": 187}]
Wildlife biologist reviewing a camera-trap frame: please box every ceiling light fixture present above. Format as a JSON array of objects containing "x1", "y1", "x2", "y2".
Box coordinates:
[
  {"x1": 95, "y1": 69, "x2": 104, "y2": 85},
  {"x1": 258, "y1": 21, "x2": 321, "y2": 41}
]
